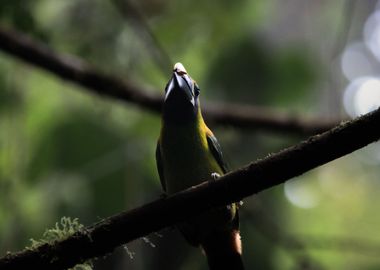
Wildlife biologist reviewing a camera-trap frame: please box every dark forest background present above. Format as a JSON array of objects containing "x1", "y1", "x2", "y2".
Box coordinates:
[{"x1": 1, "y1": 1, "x2": 380, "y2": 269}]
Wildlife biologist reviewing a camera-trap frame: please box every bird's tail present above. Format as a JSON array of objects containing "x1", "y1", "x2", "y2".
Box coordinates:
[{"x1": 201, "y1": 229, "x2": 244, "y2": 270}]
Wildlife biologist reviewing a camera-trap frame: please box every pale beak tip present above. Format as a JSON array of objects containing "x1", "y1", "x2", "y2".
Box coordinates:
[{"x1": 173, "y1": 62, "x2": 187, "y2": 75}]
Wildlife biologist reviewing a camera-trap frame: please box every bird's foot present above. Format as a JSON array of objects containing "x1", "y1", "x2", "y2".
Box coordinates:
[{"x1": 210, "y1": 172, "x2": 221, "y2": 181}]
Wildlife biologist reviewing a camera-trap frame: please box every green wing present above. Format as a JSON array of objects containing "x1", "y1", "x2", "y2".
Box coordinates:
[
  {"x1": 155, "y1": 141, "x2": 166, "y2": 192},
  {"x1": 206, "y1": 134, "x2": 228, "y2": 174}
]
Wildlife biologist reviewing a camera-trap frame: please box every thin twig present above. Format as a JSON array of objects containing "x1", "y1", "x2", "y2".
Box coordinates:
[
  {"x1": 0, "y1": 25, "x2": 342, "y2": 136},
  {"x1": 1, "y1": 104, "x2": 379, "y2": 270},
  {"x1": 111, "y1": 0, "x2": 172, "y2": 74}
]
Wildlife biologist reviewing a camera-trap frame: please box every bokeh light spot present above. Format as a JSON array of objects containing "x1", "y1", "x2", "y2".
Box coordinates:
[
  {"x1": 284, "y1": 177, "x2": 320, "y2": 209},
  {"x1": 364, "y1": 10, "x2": 380, "y2": 61},
  {"x1": 343, "y1": 77, "x2": 380, "y2": 117},
  {"x1": 341, "y1": 42, "x2": 374, "y2": 81},
  {"x1": 355, "y1": 78, "x2": 380, "y2": 114}
]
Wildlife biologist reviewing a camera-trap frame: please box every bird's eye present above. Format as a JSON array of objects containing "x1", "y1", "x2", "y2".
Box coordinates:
[
  {"x1": 182, "y1": 75, "x2": 192, "y2": 91},
  {"x1": 193, "y1": 83, "x2": 200, "y2": 97}
]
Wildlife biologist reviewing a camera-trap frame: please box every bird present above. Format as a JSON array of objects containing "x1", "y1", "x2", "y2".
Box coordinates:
[{"x1": 156, "y1": 62, "x2": 244, "y2": 270}]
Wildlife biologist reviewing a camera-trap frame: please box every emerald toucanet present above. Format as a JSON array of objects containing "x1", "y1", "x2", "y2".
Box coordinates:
[{"x1": 156, "y1": 63, "x2": 244, "y2": 270}]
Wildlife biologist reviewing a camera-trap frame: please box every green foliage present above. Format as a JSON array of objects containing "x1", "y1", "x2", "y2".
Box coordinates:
[{"x1": 206, "y1": 36, "x2": 317, "y2": 108}]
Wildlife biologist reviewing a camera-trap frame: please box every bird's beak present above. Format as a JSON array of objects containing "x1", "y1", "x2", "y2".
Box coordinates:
[{"x1": 165, "y1": 65, "x2": 195, "y2": 107}]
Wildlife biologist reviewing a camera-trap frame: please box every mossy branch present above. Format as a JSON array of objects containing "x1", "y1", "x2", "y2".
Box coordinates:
[{"x1": 1, "y1": 105, "x2": 379, "y2": 270}]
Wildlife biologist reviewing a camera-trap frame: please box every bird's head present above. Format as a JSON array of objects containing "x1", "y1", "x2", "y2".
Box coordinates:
[{"x1": 162, "y1": 63, "x2": 200, "y2": 123}]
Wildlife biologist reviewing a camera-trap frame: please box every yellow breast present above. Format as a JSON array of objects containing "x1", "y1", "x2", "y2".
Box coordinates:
[{"x1": 160, "y1": 117, "x2": 223, "y2": 195}]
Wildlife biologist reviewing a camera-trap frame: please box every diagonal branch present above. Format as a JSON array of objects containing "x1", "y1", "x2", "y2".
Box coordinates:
[
  {"x1": 0, "y1": 26, "x2": 341, "y2": 136},
  {"x1": 0, "y1": 26, "x2": 163, "y2": 112},
  {"x1": 1, "y1": 104, "x2": 379, "y2": 270}
]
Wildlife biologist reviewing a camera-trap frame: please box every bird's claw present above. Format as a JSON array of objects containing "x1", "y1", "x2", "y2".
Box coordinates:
[{"x1": 210, "y1": 172, "x2": 221, "y2": 181}]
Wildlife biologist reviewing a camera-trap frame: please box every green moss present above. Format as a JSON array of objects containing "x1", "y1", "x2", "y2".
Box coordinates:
[{"x1": 26, "y1": 217, "x2": 93, "y2": 270}]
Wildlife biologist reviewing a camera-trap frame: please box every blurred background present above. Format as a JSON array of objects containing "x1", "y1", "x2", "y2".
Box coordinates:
[{"x1": 1, "y1": 0, "x2": 380, "y2": 269}]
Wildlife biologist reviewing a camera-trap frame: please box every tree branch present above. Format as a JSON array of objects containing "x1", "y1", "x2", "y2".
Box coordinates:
[
  {"x1": 0, "y1": 26, "x2": 340, "y2": 136},
  {"x1": 1, "y1": 103, "x2": 379, "y2": 269}
]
